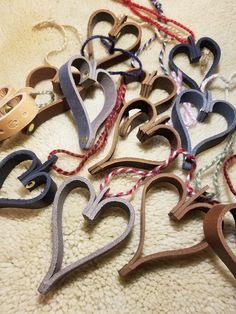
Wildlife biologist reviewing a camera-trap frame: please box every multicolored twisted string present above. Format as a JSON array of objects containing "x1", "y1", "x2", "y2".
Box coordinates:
[
  {"x1": 130, "y1": 1, "x2": 169, "y2": 75},
  {"x1": 195, "y1": 131, "x2": 236, "y2": 199},
  {"x1": 151, "y1": 0, "x2": 169, "y2": 75},
  {"x1": 151, "y1": 0, "x2": 163, "y2": 13},
  {"x1": 48, "y1": 84, "x2": 126, "y2": 176},
  {"x1": 100, "y1": 148, "x2": 196, "y2": 197},
  {"x1": 130, "y1": 32, "x2": 158, "y2": 68},
  {"x1": 170, "y1": 70, "x2": 197, "y2": 128},
  {"x1": 223, "y1": 153, "x2": 236, "y2": 196},
  {"x1": 30, "y1": 90, "x2": 55, "y2": 108}
]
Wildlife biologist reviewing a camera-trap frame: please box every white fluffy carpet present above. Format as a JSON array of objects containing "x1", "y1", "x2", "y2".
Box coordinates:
[{"x1": 0, "y1": 0, "x2": 236, "y2": 313}]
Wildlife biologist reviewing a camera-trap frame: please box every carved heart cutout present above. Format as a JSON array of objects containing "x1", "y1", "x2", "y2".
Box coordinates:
[
  {"x1": 117, "y1": 70, "x2": 177, "y2": 143},
  {"x1": 0, "y1": 150, "x2": 57, "y2": 210},
  {"x1": 89, "y1": 93, "x2": 181, "y2": 174},
  {"x1": 119, "y1": 173, "x2": 212, "y2": 277},
  {"x1": 89, "y1": 72, "x2": 180, "y2": 174},
  {"x1": 140, "y1": 72, "x2": 177, "y2": 114},
  {"x1": 203, "y1": 203, "x2": 236, "y2": 278},
  {"x1": 119, "y1": 70, "x2": 176, "y2": 118},
  {"x1": 38, "y1": 176, "x2": 135, "y2": 294},
  {"x1": 172, "y1": 89, "x2": 236, "y2": 170},
  {"x1": 59, "y1": 56, "x2": 117, "y2": 149},
  {"x1": 169, "y1": 37, "x2": 221, "y2": 89},
  {"x1": 86, "y1": 9, "x2": 141, "y2": 69}
]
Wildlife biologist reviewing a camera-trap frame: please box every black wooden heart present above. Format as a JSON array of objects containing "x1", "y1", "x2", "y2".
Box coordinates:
[
  {"x1": 169, "y1": 36, "x2": 221, "y2": 90},
  {"x1": 0, "y1": 150, "x2": 57, "y2": 209},
  {"x1": 171, "y1": 89, "x2": 236, "y2": 170}
]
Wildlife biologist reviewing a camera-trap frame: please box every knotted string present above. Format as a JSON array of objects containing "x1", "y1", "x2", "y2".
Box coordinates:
[
  {"x1": 81, "y1": 35, "x2": 143, "y2": 77},
  {"x1": 199, "y1": 47, "x2": 211, "y2": 74}
]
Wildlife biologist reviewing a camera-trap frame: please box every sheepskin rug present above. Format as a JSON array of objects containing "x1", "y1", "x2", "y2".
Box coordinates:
[{"x1": 0, "y1": 0, "x2": 235, "y2": 313}]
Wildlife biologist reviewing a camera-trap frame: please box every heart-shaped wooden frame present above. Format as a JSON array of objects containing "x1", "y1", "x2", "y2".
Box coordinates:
[
  {"x1": 172, "y1": 89, "x2": 236, "y2": 170},
  {"x1": 203, "y1": 203, "x2": 236, "y2": 278},
  {"x1": 169, "y1": 36, "x2": 221, "y2": 90},
  {"x1": 38, "y1": 176, "x2": 135, "y2": 294},
  {"x1": 119, "y1": 173, "x2": 212, "y2": 277},
  {"x1": 89, "y1": 72, "x2": 180, "y2": 174},
  {"x1": 86, "y1": 9, "x2": 141, "y2": 69},
  {"x1": 0, "y1": 150, "x2": 57, "y2": 210},
  {"x1": 59, "y1": 56, "x2": 117, "y2": 149}
]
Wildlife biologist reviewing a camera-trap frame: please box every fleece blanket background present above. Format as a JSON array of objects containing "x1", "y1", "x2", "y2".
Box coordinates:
[{"x1": 0, "y1": 0, "x2": 236, "y2": 313}]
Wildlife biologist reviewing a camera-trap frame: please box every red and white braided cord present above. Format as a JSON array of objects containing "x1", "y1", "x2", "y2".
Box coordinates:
[{"x1": 100, "y1": 148, "x2": 196, "y2": 197}]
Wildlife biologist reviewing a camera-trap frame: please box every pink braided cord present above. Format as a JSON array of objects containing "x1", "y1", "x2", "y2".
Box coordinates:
[{"x1": 170, "y1": 70, "x2": 197, "y2": 128}]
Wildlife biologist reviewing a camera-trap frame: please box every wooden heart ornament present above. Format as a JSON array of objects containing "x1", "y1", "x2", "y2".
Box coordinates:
[
  {"x1": 0, "y1": 150, "x2": 57, "y2": 210},
  {"x1": 172, "y1": 89, "x2": 236, "y2": 170},
  {"x1": 169, "y1": 36, "x2": 221, "y2": 89},
  {"x1": 203, "y1": 203, "x2": 236, "y2": 278},
  {"x1": 38, "y1": 176, "x2": 135, "y2": 294},
  {"x1": 89, "y1": 72, "x2": 180, "y2": 174},
  {"x1": 86, "y1": 9, "x2": 141, "y2": 69},
  {"x1": 117, "y1": 68, "x2": 176, "y2": 133},
  {"x1": 59, "y1": 56, "x2": 117, "y2": 149},
  {"x1": 119, "y1": 173, "x2": 212, "y2": 277}
]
